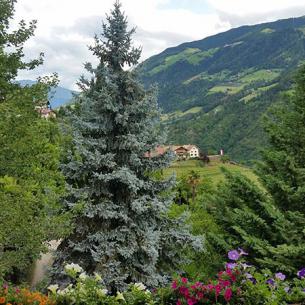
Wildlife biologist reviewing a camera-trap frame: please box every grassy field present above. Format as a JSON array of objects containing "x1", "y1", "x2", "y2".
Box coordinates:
[
  {"x1": 208, "y1": 84, "x2": 244, "y2": 95},
  {"x1": 239, "y1": 69, "x2": 281, "y2": 83},
  {"x1": 164, "y1": 159, "x2": 258, "y2": 185},
  {"x1": 161, "y1": 106, "x2": 203, "y2": 121}
]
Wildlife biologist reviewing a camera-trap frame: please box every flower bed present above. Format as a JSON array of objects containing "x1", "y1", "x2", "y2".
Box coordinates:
[{"x1": 1, "y1": 249, "x2": 305, "y2": 305}]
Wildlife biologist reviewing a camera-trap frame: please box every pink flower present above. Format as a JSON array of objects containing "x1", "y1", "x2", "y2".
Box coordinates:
[
  {"x1": 176, "y1": 299, "x2": 182, "y2": 305},
  {"x1": 215, "y1": 284, "x2": 222, "y2": 297},
  {"x1": 179, "y1": 286, "x2": 190, "y2": 297},
  {"x1": 172, "y1": 281, "x2": 178, "y2": 289},
  {"x1": 230, "y1": 274, "x2": 237, "y2": 282},
  {"x1": 222, "y1": 280, "x2": 231, "y2": 287},
  {"x1": 194, "y1": 282, "x2": 202, "y2": 288},
  {"x1": 207, "y1": 284, "x2": 214, "y2": 291},
  {"x1": 197, "y1": 292, "x2": 204, "y2": 299},
  {"x1": 187, "y1": 297, "x2": 197, "y2": 305},
  {"x1": 181, "y1": 277, "x2": 188, "y2": 284},
  {"x1": 224, "y1": 287, "x2": 232, "y2": 302}
]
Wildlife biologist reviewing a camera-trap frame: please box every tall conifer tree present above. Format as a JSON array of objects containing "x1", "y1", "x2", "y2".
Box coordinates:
[
  {"x1": 53, "y1": 2, "x2": 200, "y2": 290},
  {"x1": 208, "y1": 66, "x2": 305, "y2": 275},
  {"x1": 258, "y1": 64, "x2": 305, "y2": 213}
]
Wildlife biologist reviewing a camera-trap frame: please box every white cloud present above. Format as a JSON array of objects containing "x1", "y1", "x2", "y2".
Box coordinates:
[
  {"x1": 207, "y1": 0, "x2": 305, "y2": 26},
  {"x1": 208, "y1": 0, "x2": 305, "y2": 15},
  {"x1": 13, "y1": 0, "x2": 305, "y2": 89}
]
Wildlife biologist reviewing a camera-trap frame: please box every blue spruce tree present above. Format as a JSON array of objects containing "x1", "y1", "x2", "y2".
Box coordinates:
[{"x1": 53, "y1": 1, "x2": 200, "y2": 290}]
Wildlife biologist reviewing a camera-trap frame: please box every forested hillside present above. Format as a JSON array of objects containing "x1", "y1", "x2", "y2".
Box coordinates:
[{"x1": 138, "y1": 16, "x2": 305, "y2": 161}]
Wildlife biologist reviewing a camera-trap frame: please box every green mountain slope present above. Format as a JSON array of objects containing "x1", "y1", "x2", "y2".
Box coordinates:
[{"x1": 137, "y1": 16, "x2": 305, "y2": 161}]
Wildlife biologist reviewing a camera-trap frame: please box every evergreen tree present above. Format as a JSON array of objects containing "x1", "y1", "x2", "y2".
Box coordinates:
[
  {"x1": 208, "y1": 66, "x2": 305, "y2": 274},
  {"x1": 208, "y1": 169, "x2": 305, "y2": 274},
  {"x1": 53, "y1": 2, "x2": 200, "y2": 290},
  {"x1": 258, "y1": 64, "x2": 305, "y2": 213}
]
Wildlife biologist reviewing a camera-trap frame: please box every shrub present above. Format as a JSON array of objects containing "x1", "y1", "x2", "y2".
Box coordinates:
[
  {"x1": 2, "y1": 250, "x2": 305, "y2": 304},
  {"x1": 0, "y1": 280, "x2": 54, "y2": 305},
  {"x1": 48, "y1": 263, "x2": 153, "y2": 305}
]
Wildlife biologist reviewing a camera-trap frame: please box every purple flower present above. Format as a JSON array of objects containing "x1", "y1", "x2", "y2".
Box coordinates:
[
  {"x1": 245, "y1": 273, "x2": 257, "y2": 284},
  {"x1": 245, "y1": 273, "x2": 253, "y2": 279},
  {"x1": 226, "y1": 262, "x2": 237, "y2": 269},
  {"x1": 241, "y1": 263, "x2": 252, "y2": 270},
  {"x1": 297, "y1": 268, "x2": 305, "y2": 278},
  {"x1": 266, "y1": 278, "x2": 275, "y2": 286},
  {"x1": 284, "y1": 286, "x2": 290, "y2": 293},
  {"x1": 238, "y1": 248, "x2": 248, "y2": 256},
  {"x1": 228, "y1": 250, "x2": 240, "y2": 261},
  {"x1": 275, "y1": 272, "x2": 286, "y2": 281}
]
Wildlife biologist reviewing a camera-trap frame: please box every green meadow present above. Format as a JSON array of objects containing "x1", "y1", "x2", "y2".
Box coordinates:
[{"x1": 164, "y1": 159, "x2": 258, "y2": 185}]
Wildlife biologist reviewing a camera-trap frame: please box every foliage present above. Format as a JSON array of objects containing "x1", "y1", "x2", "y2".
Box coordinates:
[
  {"x1": 164, "y1": 160, "x2": 257, "y2": 187},
  {"x1": 220, "y1": 156, "x2": 230, "y2": 164},
  {"x1": 0, "y1": 0, "x2": 43, "y2": 99},
  {"x1": 169, "y1": 175, "x2": 224, "y2": 280},
  {"x1": 0, "y1": 0, "x2": 70, "y2": 281},
  {"x1": 186, "y1": 171, "x2": 201, "y2": 203},
  {"x1": 208, "y1": 65, "x2": 305, "y2": 275},
  {"x1": 0, "y1": 279, "x2": 54, "y2": 305},
  {"x1": 258, "y1": 64, "x2": 305, "y2": 214},
  {"x1": 3, "y1": 249, "x2": 305, "y2": 304},
  {"x1": 156, "y1": 249, "x2": 305, "y2": 305},
  {"x1": 0, "y1": 86, "x2": 70, "y2": 280},
  {"x1": 47, "y1": 264, "x2": 154, "y2": 305},
  {"x1": 52, "y1": 1, "x2": 201, "y2": 291},
  {"x1": 208, "y1": 169, "x2": 305, "y2": 275}
]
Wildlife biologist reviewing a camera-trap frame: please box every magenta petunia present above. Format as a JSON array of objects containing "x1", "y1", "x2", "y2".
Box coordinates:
[
  {"x1": 224, "y1": 287, "x2": 232, "y2": 302},
  {"x1": 171, "y1": 281, "x2": 178, "y2": 289},
  {"x1": 181, "y1": 277, "x2": 188, "y2": 284},
  {"x1": 187, "y1": 297, "x2": 197, "y2": 305}
]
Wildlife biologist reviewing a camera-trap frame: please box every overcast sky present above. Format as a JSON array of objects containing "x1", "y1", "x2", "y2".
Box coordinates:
[{"x1": 14, "y1": 0, "x2": 305, "y2": 90}]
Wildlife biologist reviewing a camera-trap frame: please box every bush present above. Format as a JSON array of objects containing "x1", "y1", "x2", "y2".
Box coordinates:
[
  {"x1": 0, "y1": 281, "x2": 54, "y2": 305},
  {"x1": 2, "y1": 250, "x2": 305, "y2": 304},
  {"x1": 47, "y1": 263, "x2": 154, "y2": 305}
]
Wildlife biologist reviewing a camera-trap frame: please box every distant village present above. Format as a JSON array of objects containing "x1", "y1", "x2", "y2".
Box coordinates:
[
  {"x1": 36, "y1": 105, "x2": 226, "y2": 163},
  {"x1": 146, "y1": 144, "x2": 225, "y2": 162},
  {"x1": 35, "y1": 105, "x2": 56, "y2": 119}
]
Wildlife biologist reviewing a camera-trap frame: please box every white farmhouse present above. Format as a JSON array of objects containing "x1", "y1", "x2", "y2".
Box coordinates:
[{"x1": 184, "y1": 145, "x2": 200, "y2": 158}]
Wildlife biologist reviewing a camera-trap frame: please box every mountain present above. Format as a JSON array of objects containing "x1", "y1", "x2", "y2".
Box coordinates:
[
  {"x1": 18, "y1": 80, "x2": 75, "y2": 108},
  {"x1": 137, "y1": 16, "x2": 305, "y2": 161}
]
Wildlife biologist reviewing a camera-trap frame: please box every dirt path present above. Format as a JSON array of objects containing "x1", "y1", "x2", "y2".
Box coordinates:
[{"x1": 30, "y1": 240, "x2": 60, "y2": 287}]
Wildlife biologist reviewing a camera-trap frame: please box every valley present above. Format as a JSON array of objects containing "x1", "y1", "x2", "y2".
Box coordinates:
[{"x1": 138, "y1": 16, "x2": 305, "y2": 161}]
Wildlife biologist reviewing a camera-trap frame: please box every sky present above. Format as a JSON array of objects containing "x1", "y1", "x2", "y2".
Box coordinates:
[{"x1": 13, "y1": 0, "x2": 305, "y2": 90}]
